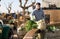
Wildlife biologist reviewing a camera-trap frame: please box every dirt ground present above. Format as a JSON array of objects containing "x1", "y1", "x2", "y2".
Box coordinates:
[{"x1": 44, "y1": 30, "x2": 60, "y2": 39}]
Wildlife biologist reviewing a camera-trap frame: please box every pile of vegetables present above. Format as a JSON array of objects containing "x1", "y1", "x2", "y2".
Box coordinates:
[{"x1": 25, "y1": 20, "x2": 37, "y2": 32}]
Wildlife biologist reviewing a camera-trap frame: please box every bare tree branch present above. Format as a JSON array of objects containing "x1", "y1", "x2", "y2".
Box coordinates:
[
  {"x1": 4, "y1": 2, "x2": 13, "y2": 13},
  {"x1": 19, "y1": 0, "x2": 23, "y2": 8},
  {"x1": 19, "y1": 0, "x2": 36, "y2": 9},
  {"x1": 26, "y1": 0, "x2": 36, "y2": 8},
  {"x1": 26, "y1": 2, "x2": 35, "y2": 8},
  {"x1": 8, "y1": 2, "x2": 13, "y2": 10},
  {"x1": 24, "y1": 0, "x2": 28, "y2": 7},
  {"x1": 19, "y1": 0, "x2": 21, "y2": 2}
]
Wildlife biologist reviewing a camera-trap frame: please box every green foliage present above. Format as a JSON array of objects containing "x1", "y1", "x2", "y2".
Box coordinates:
[
  {"x1": 47, "y1": 25, "x2": 56, "y2": 31},
  {"x1": 25, "y1": 20, "x2": 37, "y2": 32}
]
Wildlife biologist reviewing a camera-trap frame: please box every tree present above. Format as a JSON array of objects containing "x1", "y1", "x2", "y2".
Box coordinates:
[
  {"x1": 19, "y1": 0, "x2": 36, "y2": 15},
  {"x1": 19, "y1": 0, "x2": 36, "y2": 22},
  {"x1": 4, "y1": 2, "x2": 13, "y2": 13}
]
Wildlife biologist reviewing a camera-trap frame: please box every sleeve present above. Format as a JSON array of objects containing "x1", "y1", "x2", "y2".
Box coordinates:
[{"x1": 42, "y1": 10, "x2": 45, "y2": 20}]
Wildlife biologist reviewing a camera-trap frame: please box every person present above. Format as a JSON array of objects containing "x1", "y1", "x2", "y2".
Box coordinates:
[{"x1": 30, "y1": 3, "x2": 46, "y2": 39}]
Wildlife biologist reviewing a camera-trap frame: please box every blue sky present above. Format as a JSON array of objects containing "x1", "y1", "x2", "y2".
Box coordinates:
[{"x1": 0, "y1": 0, "x2": 42, "y2": 13}]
